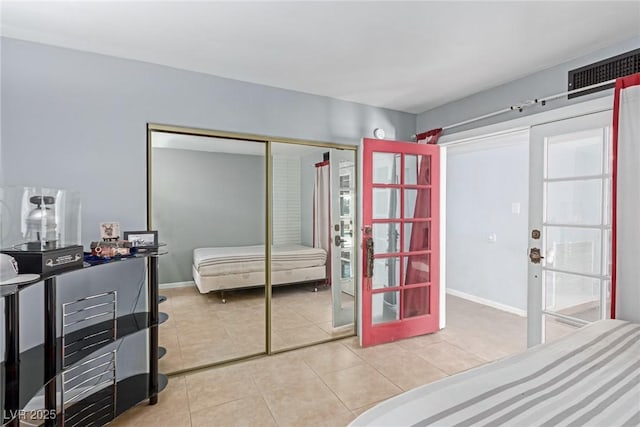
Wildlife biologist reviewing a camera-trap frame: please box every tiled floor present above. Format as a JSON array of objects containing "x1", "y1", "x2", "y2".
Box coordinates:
[
  {"x1": 159, "y1": 284, "x2": 355, "y2": 373},
  {"x1": 112, "y1": 296, "x2": 578, "y2": 427}
]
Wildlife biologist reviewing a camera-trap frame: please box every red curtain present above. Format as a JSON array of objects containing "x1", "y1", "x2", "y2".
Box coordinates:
[{"x1": 403, "y1": 128, "x2": 442, "y2": 317}]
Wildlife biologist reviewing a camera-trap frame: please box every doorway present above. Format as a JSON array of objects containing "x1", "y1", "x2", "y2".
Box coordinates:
[{"x1": 527, "y1": 110, "x2": 613, "y2": 346}]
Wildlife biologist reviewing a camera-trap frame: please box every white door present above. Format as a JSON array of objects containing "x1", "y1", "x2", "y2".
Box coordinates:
[
  {"x1": 330, "y1": 149, "x2": 356, "y2": 328},
  {"x1": 527, "y1": 110, "x2": 613, "y2": 347}
]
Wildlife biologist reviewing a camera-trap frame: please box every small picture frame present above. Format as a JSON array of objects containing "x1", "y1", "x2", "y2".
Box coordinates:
[
  {"x1": 123, "y1": 230, "x2": 158, "y2": 249},
  {"x1": 100, "y1": 222, "x2": 121, "y2": 241}
]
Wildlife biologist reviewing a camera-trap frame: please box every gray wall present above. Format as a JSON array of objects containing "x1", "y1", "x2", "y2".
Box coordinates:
[
  {"x1": 417, "y1": 36, "x2": 640, "y2": 133},
  {"x1": 152, "y1": 148, "x2": 265, "y2": 284},
  {"x1": 446, "y1": 140, "x2": 529, "y2": 312},
  {"x1": 422, "y1": 36, "x2": 640, "y2": 318},
  {"x1": 0, "y1": 37, "x2": 415, "y2": 248}
]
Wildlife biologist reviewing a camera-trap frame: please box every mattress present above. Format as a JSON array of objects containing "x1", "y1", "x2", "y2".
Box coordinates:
[
  {"x1": 193, "y1": 244, "x2": 326, "y2": 277},
  {"x1": 193, "y1": 265, "x2": 326, "y2": 294},
  {"x1": 350, "y1": 319, "x2": 640, "y2": 427}
]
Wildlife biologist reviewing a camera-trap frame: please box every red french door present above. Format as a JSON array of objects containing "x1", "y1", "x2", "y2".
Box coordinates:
[{"x1": 362, "y1": 138, "x2": 440, "y2": 346}]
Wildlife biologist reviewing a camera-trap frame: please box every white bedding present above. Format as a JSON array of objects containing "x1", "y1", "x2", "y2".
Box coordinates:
[
  {"x1": 193, "y1": 244, "x2": 326, "y2": 276},
  {"x1": 192, "y1": 244, "x2": 327, "y2": 294},
  {"x1": 350, "y1": 319, "x2": 640, "y2": 427}
]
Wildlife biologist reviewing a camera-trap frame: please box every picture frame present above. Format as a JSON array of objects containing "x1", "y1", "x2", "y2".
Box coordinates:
[
  {"x1": 100, "y1": 222, "x2": 121, "y2": 241},
  {"x1": 123, "y1": 230, "x2": 158, "y2": 249}
]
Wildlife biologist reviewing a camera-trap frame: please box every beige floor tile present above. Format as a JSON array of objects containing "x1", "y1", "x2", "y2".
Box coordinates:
[
  {"x1": 416, "y1": 341, "x2": 488, "y2": 375},
  {"x1": 217, "y1": 305, "x2": 266, "y2": 322},
  {"x1": 345, "y1": 340, "x2": 413, "y2": 367},
  {"x1": 319, "y1": 364, "x2": 402, "y2": 410},
  {"x1": 159, "y1": 328, "x2": 185, "y2": 373},
  {"x1": 271, "y1": 308, "x2": 314, "y2": 331},
  {"x1": 247, "y1": 352, "x2": 318, "y2": 391},
  {"x1": 186, "y1": 363, "x2": 259, "y2": 413},
  {"x1": 316, "y1": 321, "x2": 356, "y2": 338},
  {"x1": 297, "y1": 306, "x2": 333, "y2": 324},
  {"x1": 180, "y1": 336, "x2": 242, "y2": 368},
  {"x1": 177, "y1": 326, "x2": 233, "y2": 349},
  {"x1": 351, "y1": 401, "x2": 382, "y2": 417},
  {"x1": 276, "y1": 324, "x2": 331, "y2": 349},
  {"x1": 110, "y1": 376, "x2": 190, "y2": 427},
  {"x1": 372, "y1": 352, "x2": 447, "y2": 391},
  {"x1": 394, "y1": 331, "x2": 445, "y2": 352},
  {"x1": 190, "y1": 395, "x2": 277, "y2": 427},
  {"x1": 224, "y1": 319, "x2": 267, "y2": 337},
  {"x1": 297, "y1": 341, "x2": 364, "y2": 374},
  {"x1": 262, "y1": 376, "x2": 351, "y2": 427},
  {"x1": 439, "y1": 326, "x2": 523, "y2": 362}
]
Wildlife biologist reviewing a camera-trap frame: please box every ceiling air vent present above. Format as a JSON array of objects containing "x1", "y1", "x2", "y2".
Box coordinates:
[{"x1": 567, "y1": 48, "x2": 640, "y2": 99}]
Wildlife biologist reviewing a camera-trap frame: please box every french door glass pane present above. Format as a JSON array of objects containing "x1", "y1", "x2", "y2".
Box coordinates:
[
  {"x1": 403, "y1": 286, "x2": 430, "y2": 318},
  {"x1": 405, "y1": 154, "x2": 431, "y2": 185},
  {"x1": 544, "y1": 271, "x2": 601, "y2": 322},
  {"x1": 373, "y1": 223, "x2": 400, "y2": 254},
  {"x1": 404, "y1": 189, "x2": 431, "y2": 219},
  {"x1": 373, "y1": 188, "x2": 400, "y2": 219},
  {"x1": 404, "y1": 222, "x2": 430, "y2": 252},
  {"x1": 544, "y1": 226, "x2": 601, "y2": 275},
  {"x1": 372, "y1": 291, "x2": 400, "y2": 324},
  {"x1": 405, "y1": 154, "x2": 418, "y2": 185},
  {"x1": 603, "y1": 178, "x2": 612, "y2": 226},
  {"x1": 545, "y1": 180, "x2": 602, "y2": 225},
  {"x1": 546, "y1": 129, "x2": 603, "y2": 179},
  {"x1": 372, "y1": 152, "x2": 400, "y2": 184},
  {"x1": 404, "y1": 254, "x2": 431, "y2": 285},
  {"x1": 373, "y1": 257, "x2": 400, "y2": 290}
]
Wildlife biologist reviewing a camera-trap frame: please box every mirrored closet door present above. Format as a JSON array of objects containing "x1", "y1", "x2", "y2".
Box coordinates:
[
  {"x1": 149, "y1": 126, "x2": 357, "y2": 374},
  {"x1": 270, "y1": 143, "x2": 356, "y2": 352},
  {"x1": 150, "y1": 131, "x2": 266, "y2": 373}
]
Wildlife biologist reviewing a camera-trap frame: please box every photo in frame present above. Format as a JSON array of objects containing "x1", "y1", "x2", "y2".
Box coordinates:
[
  {"x1": 123, "y1": 230, "x2": 158, "y2": 249},
  {"x1": 100, "y1": 222, "x2": 121, "y2": 241}
]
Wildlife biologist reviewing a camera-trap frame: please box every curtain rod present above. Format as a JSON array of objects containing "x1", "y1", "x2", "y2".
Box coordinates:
[{"x1": 414, "y1": 78, "x2": 617, "y2": 139}]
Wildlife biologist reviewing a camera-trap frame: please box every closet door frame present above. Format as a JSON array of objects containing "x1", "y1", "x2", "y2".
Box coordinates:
[{"x1": 146, "y1": 123, "x2": 359, "y2": 364}]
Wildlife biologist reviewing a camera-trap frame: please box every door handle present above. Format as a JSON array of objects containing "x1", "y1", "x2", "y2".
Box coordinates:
[
  {"x1": 529, "y1": 248, "x2": 544, "y2": 264},
  {"x1": 365, "y1": 237, "x2": 374, "y2": 279},
  {"x1": 334, "y1": 235, "x2": 346, "y2": 247}
]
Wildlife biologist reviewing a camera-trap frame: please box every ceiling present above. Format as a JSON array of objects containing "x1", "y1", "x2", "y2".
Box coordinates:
[{"x1": 2, "y1": 1, "x2": 639, "y2": 113}]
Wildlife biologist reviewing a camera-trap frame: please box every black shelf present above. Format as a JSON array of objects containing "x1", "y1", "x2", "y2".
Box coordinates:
[
  {"x1": 61, "y1": 373, "x2": 170, "y2": 426},
  {"x1": 2, "y1": 250, "x2": 167, "y2": 425},
  {"x1": 158, "y1": 295, "x2": 167, "y2": 304},
  {"x1": 3, "y1": 312, "x2": 151, "y2": 410},
  {"x1": 158, "y1": 312, "x2": 169, "y2": 325},
  {"x1": 158, "y1": 346, "x2": 167, "y2": 360}
]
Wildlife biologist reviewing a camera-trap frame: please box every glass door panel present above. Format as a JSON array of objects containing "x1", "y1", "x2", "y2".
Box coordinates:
[
  {"x1": 269, "y1": 143, "x2": 356, "y2": 352},
  {"x1": 150, "y1": 131, "x2": 266, "y2": 372},
  {"x1": 528, "y1": 110, "x2": 612, "y2": 346}
]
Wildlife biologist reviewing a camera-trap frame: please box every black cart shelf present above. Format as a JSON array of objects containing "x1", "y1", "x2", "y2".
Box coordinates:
[{"x1": 1, "y1": 250, "x2": 168, "y2": 426}]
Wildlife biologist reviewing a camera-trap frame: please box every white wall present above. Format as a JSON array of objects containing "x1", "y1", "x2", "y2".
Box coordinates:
[{"x1": 445, "y1": 131, "x2": 530, "y2": 313}]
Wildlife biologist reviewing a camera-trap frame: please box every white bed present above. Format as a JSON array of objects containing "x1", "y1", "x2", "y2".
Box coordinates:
[
  {"x1": 192, "y1": 244, "x2": 327, "y2": 296},
  {"x1": 350, "y1": 319, "x2": 640, "y2": 427}
]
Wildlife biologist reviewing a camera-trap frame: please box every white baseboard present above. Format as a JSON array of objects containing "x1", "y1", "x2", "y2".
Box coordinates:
[
  {"x1": 446, "y1": 288, "x2": 526, "y2": 317},
  {"x1": 160, "y1": 281, "x2": 194, "y2": 289}
]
